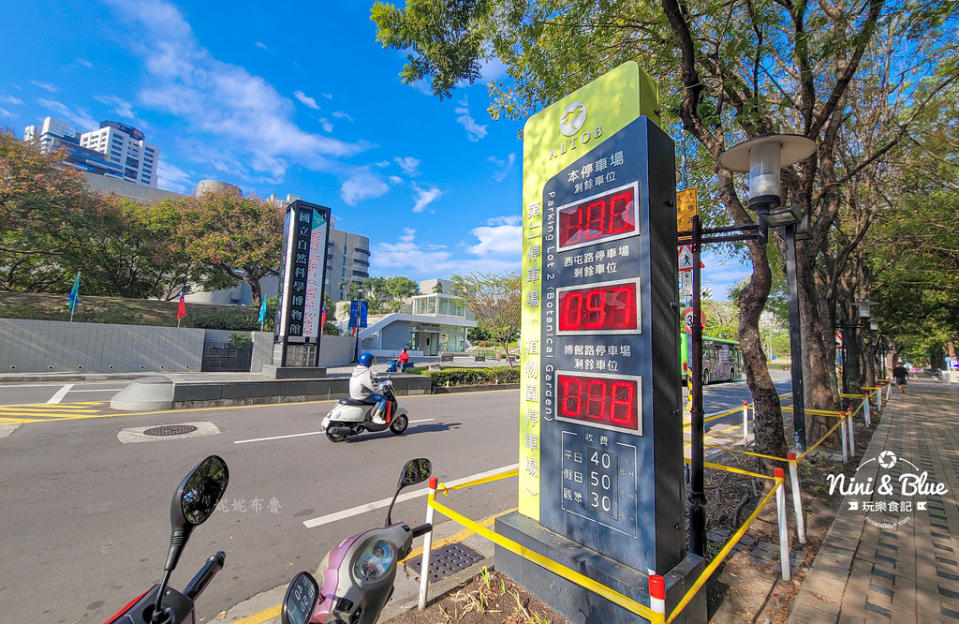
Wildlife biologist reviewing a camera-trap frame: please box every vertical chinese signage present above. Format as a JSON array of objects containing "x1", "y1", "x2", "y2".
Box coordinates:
[
  {"x1": 277, "y1": 200, "x2": 331, "y2": 364},
  {"x1": 518, "y1": 61, "x2": 683, "y2": 574}
]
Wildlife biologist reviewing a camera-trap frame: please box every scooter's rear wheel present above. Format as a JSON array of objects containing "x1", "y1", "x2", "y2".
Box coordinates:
[
  {"x1": 326, "y1": 426, "x2": 349, "y2": 442},
  {"x1": 389, "y1": 414, "x2": 408, "y2": 435}
]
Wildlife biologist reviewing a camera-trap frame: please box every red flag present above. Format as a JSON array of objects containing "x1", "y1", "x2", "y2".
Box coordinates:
[
  {"x1": 177, "y1": 286, "x2": 186, "y2": 321},
  {"x1": 320, "y1": 303, "x2": 327, "y2": 329}
]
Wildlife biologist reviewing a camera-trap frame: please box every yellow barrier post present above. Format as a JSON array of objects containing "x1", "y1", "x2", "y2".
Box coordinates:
[
  {"x1": 649, "y1": 574, "x2": 666, "y2": 623},
  {"x1": 846, "y1": 408, "x2": 856, "y2": 458},
  {"x1": 742, "y1": 402, "x2": 749, "y2": 445},
  {"x1": 774, "y1": 468, "x2": 790, "y2": 581},
  {"x1": 863, "y1": 391, "x2": 872, "y2": 426},
  {"x1": 786, "y1": 452, "x2": 806, "y2": 544},
  {"x1": 840, "y1": 411, "x2": 849, "y2": 464},
  {"x1": 417, "y1": 477, "x2": 438, "y2": 610}
]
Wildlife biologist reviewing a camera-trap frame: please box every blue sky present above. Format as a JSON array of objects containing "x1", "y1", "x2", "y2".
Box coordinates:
[{"x1": 0, "y1": 0, "x2": 747, "y2": 298}]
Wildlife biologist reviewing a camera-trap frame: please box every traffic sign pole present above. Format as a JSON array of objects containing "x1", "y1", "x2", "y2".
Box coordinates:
[{"x1": 689, "y1": 214, "x2": 706, "y2": 557}]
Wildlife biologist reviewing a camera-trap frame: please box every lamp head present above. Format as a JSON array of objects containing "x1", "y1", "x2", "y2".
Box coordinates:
[{"x1": 718, "y1": 134, "x2": 817, "y2": 209}]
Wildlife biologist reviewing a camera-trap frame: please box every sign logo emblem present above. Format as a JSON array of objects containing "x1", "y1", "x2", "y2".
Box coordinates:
[{"x1": 559, "y1": 101, "x2": 587, "y2": 137}]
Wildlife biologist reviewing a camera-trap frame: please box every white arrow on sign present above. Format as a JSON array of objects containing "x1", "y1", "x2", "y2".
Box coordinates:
[{"x1": 678, "y1": 245, "x2": 694, "y2": 271}]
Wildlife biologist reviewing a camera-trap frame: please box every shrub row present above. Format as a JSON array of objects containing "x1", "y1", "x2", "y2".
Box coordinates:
[{"x1": 427, "y1": 366, "x2": 520, "y2": 387}]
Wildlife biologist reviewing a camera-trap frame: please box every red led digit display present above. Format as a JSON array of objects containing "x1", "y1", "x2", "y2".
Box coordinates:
[
  {"x1": 557, "y1": 373, "x2": 641, "y2": 433},
  {"x1": 557, "y1": 183, "x2": 638, "y2": 250},
  {"x1": 558, "y1": 280, "x2": 639, "y2": 333}
]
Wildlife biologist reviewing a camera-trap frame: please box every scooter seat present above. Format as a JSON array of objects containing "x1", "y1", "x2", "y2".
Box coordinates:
[{"x1": 338, "y1": 397, "x2": 372, "y2": 407}]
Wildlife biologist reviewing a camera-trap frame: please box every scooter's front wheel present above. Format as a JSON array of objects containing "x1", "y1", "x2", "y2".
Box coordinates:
[{"x1": 389, "y1": 414, "x2": 408, "y2": 435}]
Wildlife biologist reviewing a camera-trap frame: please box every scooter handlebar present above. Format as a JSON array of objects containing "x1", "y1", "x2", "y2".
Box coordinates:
[
  {"x1": 410, "y1": 523, "x2": 432, "y2": 538},
  {"x1": 183, "y1": 551, "x2": 225, "y2": 601}
]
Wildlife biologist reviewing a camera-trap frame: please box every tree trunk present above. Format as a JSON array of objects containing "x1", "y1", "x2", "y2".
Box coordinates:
[
  {"x1": 246, "y1": 275, "x2": 262, "y2": 306},
  {"x1": 739, "y1": 241, "x2": 789, "y2": 466},
  {"x1": 800, "y1": 254, "x2": 840, "y2": 444}
]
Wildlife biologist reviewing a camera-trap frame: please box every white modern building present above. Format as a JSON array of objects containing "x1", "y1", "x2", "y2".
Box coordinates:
[
  {"x1": 78, "y1": 121, "x2": 158, "y2": 187},
  {"x1": 353, "y1": 278, "x2": 477, "y2": 357}
]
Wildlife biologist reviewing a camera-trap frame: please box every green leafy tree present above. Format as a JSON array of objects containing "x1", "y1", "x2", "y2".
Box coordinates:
[
  {"x1": 364, "y1": 276, "x2": 419, "y2": 313},
  {"x1": 451, "y1": 271, "x2": 521, "y2": 366},
  {"x1": 175, "y1": 191, "x2": 283, "y2": 306},
  {"x1": 372, "y1": 0, "x2": 955, "y2": 458}
]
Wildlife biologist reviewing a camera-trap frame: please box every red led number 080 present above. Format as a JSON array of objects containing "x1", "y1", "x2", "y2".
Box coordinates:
[{"x1": 557, "y1": 373, "x2": 639, "y2": 432}]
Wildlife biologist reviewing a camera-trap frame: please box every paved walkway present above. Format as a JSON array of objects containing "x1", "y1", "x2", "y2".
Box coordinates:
[{"x1": 789, "y1": 378, "x2": 959, "y2": 622}]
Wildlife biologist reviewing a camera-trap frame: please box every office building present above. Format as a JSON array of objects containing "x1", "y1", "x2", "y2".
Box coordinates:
[
  {"x1": 24, "y1": 117, "x2": 125, "y2": 179},
  {"x1": 78, "y1": 121, "x2": 158, "y2": 187}
]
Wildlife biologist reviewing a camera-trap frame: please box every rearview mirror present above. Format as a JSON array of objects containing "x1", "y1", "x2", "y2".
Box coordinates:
[
  {"x1": 398, "y1": 458, "x2": 432, "y2": 489},
  {"x1": 175, "y1": 455, "x2": 230, "y2": 528},
  {"x1": 281, "y1": 572, "x2": 319, "y2": 624}
]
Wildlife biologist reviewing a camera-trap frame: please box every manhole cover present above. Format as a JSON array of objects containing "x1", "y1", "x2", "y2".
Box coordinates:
[
  {"x1": 407, "y1": 542, "x2": 485, "y2": 582},
  {"x1": 143, "y1": 424, "x2": 199, "y2": 437}
]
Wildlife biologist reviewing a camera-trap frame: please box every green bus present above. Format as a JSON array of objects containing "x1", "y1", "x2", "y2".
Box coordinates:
[{"x1": 680, "y1": 334, "x2": 744, "y2": 384}]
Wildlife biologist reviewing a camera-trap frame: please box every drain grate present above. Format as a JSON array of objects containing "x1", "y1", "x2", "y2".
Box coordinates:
[
  {"x1": 407, "y1": 542, "x2": 485, "y2": 582},
  {"x1": 143, "y1": 424, "x2": 199, "y2": 437}
]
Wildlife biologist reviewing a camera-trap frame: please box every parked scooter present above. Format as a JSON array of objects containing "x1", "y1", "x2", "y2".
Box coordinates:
[
  {"x1": 279, "y1": 458, "x2": 434, "y2": 624},
  {"x1": 321, "y1": 378, "x2": 409, "y2": 442},
  {"x1": 103, "y1": 455, "x2": 229, "y2": 624}
]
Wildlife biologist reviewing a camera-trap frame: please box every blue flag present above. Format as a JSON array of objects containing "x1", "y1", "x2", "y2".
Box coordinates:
[
  {"x1": 67, "y1": 272, "x2": 81, "y2": 313},
  {"x1": 257, "y1": 298, "x2": 267, "y2": 325}
]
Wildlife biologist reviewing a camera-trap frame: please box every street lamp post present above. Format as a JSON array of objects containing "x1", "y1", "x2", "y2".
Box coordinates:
[
  {"x1": 840, "y1": 299, "x2": 871, "y2": 401},
  {"x1": 719, "y1": 134, "x2": 816, "y2": 451}
]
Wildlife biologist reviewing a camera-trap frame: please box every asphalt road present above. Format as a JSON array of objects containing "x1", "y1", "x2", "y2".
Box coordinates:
[{"x1": 0, "y1": 371, "x2": 790, "y2": 623}]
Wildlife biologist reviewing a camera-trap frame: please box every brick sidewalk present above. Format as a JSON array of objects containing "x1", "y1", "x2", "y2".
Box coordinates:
[{"x1": 788, "y1": 378, "x2": 959, "y2": 622}]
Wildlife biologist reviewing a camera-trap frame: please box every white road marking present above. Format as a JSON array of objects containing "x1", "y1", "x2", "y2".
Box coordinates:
[
  {"x1": 65, "y1": 388, "x2": 127, "y2": 392},
  {"x1": 0, "y1": 424, "x2": 19, "y2": 438},
  {"x1": 302, "y1": 463, "x2": 519, "y2": 529},
  {"x1": 232, "y1": 419, "x2": 435, "y2": 445},
  {"x1": 46, "y1": 384, "x2": 74, "y2": 404}
]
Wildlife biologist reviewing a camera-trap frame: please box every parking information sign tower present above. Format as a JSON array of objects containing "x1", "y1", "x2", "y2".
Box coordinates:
[{"x1": 496, "y1": 62, "x2": 704, "y2": 623}]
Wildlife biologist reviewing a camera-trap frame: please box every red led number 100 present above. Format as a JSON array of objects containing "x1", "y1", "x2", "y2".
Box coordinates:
[{"x1": 557, "y1": 373, "x2": 640, "y2": 433}]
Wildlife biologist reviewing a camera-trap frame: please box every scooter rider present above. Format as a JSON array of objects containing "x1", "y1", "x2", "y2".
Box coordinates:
[{"x1": 350, "y1": 352, "x2": 388, "y2": 425}]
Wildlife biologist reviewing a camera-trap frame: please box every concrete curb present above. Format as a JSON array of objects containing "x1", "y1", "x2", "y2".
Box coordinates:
[{"x1": 0, "y1": 372, "x2": 157, "y2": 384}]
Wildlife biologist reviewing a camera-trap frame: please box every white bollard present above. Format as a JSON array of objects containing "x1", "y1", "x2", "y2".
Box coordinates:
[
  {"x1": 649, "y1": 574, "x2": 666, "y2": 620},
  {"x1": 846, "y1": 409, "x2": 856, "y2": 458},
  {"x1": 417, "y1": 477, "x2": 438, "y2": 610},
  {"x1": 876, "y1": 386, "x2": 882, "y2": 412},
  {"x1": 743, "y1": 402, "x2": 749, "y2": 445},
  {"x1": 775, "y1": 468, "x2": 791, "y2": 581},
  {"x1": 787, "y1": 453, "x2": 806, "y2": 544},
  {"x1": 886, "y1": 383, "x2": 892, "y2": 404},
  {"x1": 863, "y1": 393, "x2": 872, "y2": 427},
  {"x1": 840, "y1": 415, "x2": 849, "y2": 463}
]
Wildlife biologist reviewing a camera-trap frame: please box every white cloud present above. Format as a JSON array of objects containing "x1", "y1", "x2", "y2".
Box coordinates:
[
  {"x1": 340, "y1": 170, "x2": 390, "y2": 205},
  {"x1": 388, "y1": 175, "x2": 404, "y2": 185},
  {"x1": 466, "y1": 221, "x2": 522, "y2": 256},
  {"x1": 31, "y1": 80, "x2": 58, "y2": 93},
  {"x1": 394, "y1": 156, "x2": 421, "y2": 177},
  {"x1": 104, "y1": 0, "x2": 367, "y2": 180},
  {"x1": 411, "y1": 183, "x2": 443, "y2": 213},
  {"x1": 75, "y1": 59, "x2": 94, "y2": 69},
  {"x1": 318, "y1": 117, "x2": 333, "y2": 133},
  {"x1": 0, "y1": 107, "x2": 11, "y2": 118},
  {"x1": 486, "y1": 215, "x2": 521, "y2": 226},
  {"x1": 322, "y1": 93, "x2": 333, "y2": 100},
  {"x1": 371, "y1": 228, "x2": 520, "y2": 277},
  {"x1": 294, "y1": 90, "x2": 320, "y2": 110},
  {"x1": 255, "y1": 41, "x2": 268, "y2": 50},
  {"x1": 487, "y1": 153, "x2": 515, "y2": 182},
  {"x1": 157, "y1": 160, "x2": 193, "y2": 192},
  {"x1": 332, "y1": 111, "x2": 354, "y2": 122},
  {"x1": 35, "y1": 98, "x2": 96, "y2": 131},
  {"x1": 94, "y1": 94, "x2": 135, "y2": 118},
  {"x1": 0, "y1": 95, "x2": 23, "y2": 105},
  {"x1": 454, "y1": 98, "x2": 487, "y2": 142}
]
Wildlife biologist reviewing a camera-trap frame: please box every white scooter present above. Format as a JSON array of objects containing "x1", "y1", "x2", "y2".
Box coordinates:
[{"x1": 321, "y1": 379, "x2": 409, "y2": 442}]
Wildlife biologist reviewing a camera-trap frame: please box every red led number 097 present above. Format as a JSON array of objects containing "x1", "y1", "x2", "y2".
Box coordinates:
[{"x1": 558, "y1": 374, "x2": 639, "y2": 432}]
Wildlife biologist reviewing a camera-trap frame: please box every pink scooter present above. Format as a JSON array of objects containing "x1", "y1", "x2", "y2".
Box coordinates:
[{"x1": 280, "y1": 459, "x2": 433, "y2": 624}]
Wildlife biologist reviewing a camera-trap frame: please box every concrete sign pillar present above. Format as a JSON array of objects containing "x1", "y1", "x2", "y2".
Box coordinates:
[{"x1": 496, "y1": 62, "x2": 705, "y2": 623}]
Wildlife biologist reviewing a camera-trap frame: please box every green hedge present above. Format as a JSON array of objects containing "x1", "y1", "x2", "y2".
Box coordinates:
[{"x1": 428, "y1": 366, "x2": 520, "y2": 387}]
